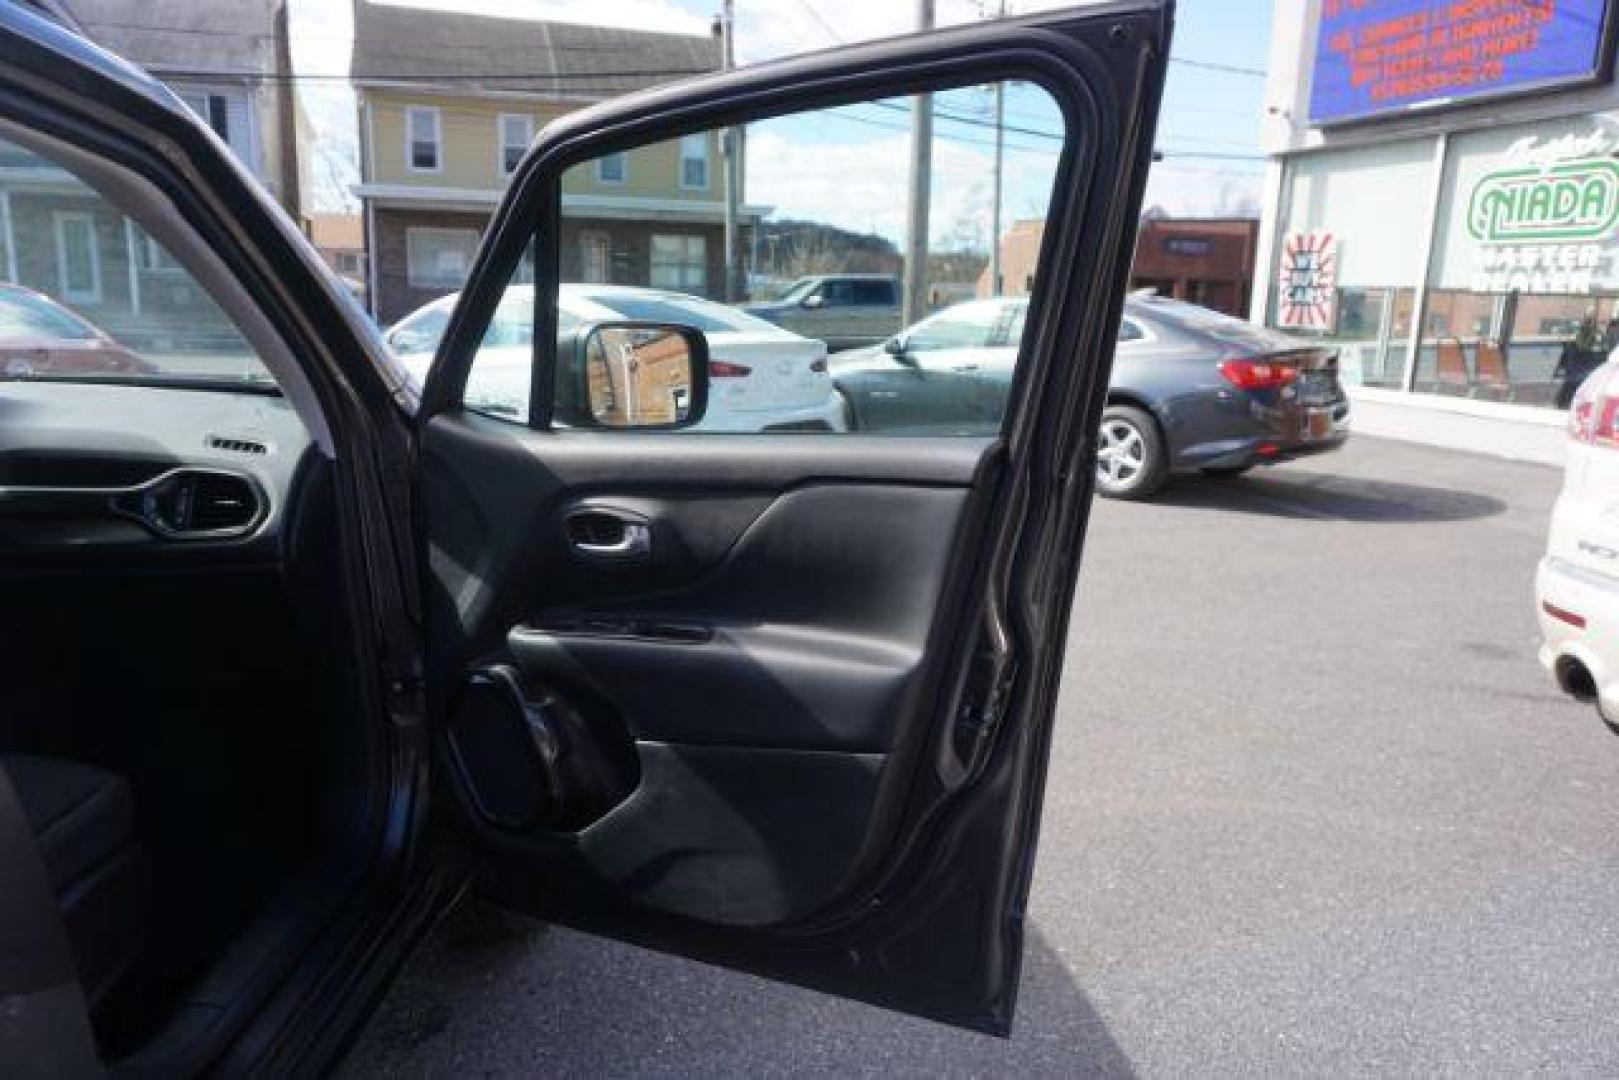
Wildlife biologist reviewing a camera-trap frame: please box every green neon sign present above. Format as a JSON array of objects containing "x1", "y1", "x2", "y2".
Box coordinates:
[{"x1": 1466, "y1": 158, "x2": 1619, "y2": 243}]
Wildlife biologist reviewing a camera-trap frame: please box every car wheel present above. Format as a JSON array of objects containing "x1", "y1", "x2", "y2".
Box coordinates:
[
  {"x1": 1095, "y1": 405, "x2": 1167, "y2": 500},
  {"x1": 1200, "y1": 464, "x2": 1253, "y2": 479}
]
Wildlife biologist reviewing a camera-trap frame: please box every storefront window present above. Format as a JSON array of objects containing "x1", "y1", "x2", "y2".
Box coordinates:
[
  {"x1": 1415, "y1": 117, "x2": 1619, "y2": 410},
  {"x1": 1329, "y1": 286, "x2": 1412, "y2": 389},
  {"x1": 1269, "y1": 140, "x2": 1434, "y2": 390}
]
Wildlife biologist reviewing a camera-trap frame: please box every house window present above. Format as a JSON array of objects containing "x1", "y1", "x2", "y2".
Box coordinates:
[
  {"x1": 650, "y1": 234, "x2": 706, "y2": 291},
  {"x1": 180, "y1": 91, "x2": 231, "y2": 144},
  {"x1": 406, "y1": 106, "x2": 442, "y2": 173},
  {"x1": 579, "y1": 231, "x2": 609, "y2": 283},
  {"x1": 406, "y1": 227, "x2": 478, "y2": 288},
  {"x1": 596, "y1": 152, "x2": 627, "y2": 184},
  {"x1": 679, "y1": 133, "x2": 708, "y2": 190},
  {"x1": 499, "y1": 114, "x2": 533, "y2": 177},
  {"x1": 134, "y1": 229, "x2": 182, "y2": 273},
  {"x1": 53, "y1": 212, "x2": 101, "y2": 304}
]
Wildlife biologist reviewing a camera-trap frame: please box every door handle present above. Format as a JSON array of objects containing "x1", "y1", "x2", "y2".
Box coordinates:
[{"x1": 565, "y1": 511, "x2": 652, "y2": 563}]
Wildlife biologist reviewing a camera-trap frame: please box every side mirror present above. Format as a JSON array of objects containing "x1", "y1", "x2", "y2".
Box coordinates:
[
  {"x1": 558, "y1": 321, "x2": 709, "y2": 430},
  {"x1": 801, "y1": 294, "x2": 825, "y2": 309},
  {"x1": 883, "y1": 336, "x2": 917, "y2": 366},
  {"x1": 388, "y1": 328, "x2": 431, "y2": 354}
]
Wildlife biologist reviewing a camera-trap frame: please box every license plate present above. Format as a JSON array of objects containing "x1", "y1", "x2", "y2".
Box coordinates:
[{"x1": 1304, "y1": 408, "x2": 1333, "y2": 440}]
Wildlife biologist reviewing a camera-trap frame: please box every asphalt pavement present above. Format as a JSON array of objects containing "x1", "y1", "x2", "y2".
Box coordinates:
[{"x1": 343, "y1": 435, "x2": 1619, "y2": 1077}]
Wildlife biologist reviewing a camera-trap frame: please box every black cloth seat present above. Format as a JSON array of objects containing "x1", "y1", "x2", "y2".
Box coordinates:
[{"x1": 2, "y1": 753, "x2": 145, "y2": 1007}]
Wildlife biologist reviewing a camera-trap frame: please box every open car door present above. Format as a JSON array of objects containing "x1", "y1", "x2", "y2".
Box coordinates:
[{"x1": 419, "y1": 2, "x2": 1171, "y2": 1035}]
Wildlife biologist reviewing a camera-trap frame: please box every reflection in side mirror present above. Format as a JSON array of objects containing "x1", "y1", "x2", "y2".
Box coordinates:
[{"x1": 570, "y1": 322, "x2": 709, "y2": 430}]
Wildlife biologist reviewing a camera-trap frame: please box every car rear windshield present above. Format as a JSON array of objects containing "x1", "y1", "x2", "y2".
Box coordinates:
[{"x1": 587, "y1": 294, "x2": 782, "y2": 335}]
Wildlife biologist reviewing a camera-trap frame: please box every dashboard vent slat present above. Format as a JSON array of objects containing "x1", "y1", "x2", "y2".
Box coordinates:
[
  {"x1": 206, "y1": 435, "x2": 268, "y2": 456},
  {"x1": 189, "y1": 473, "x2": 261, "y2": 532}
]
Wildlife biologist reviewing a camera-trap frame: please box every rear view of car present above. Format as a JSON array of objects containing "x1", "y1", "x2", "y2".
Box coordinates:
[
  {"x1": 1537, "y1": 354, "x2": 1619, "y2": 732},
  {"x1": 1100, "y1": 296, "x2": 1351, "y2": 499}
]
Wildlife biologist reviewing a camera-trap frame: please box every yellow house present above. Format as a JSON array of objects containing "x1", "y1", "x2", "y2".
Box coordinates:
[{"x1": 351, "y1": 4, "x2": 738, "y2": 322}]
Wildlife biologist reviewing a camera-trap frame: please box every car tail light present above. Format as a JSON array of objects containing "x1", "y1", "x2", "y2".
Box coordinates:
[
  {"x1": 1569, "y1": 365, "x2": 1618, "y2": 446},
  {"x1": 1218, "y1": 358, "x2": 1297, "y2": 391},
  {"x1": 709, "y1": 360, "x2": 752, "y2": 378}
]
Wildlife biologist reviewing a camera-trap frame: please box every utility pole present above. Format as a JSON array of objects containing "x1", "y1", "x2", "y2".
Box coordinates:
[
  {"x1": 987, "y1": 1, "x2": 1006, "y2": 295},
  {"x1": 902, "y1": 0, "x2": 935, "y2": 326},
  {"x1": 719, "y1": 1, "x2": 744, "y2": 301}
]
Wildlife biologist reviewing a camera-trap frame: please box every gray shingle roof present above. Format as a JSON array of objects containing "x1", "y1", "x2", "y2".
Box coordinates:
[
  {"x1": 65, "y1": 0, "x2": 280, "y2": 75},
  {"x1": 351, "y1": 1, "x2": 721, "y2": 97}
]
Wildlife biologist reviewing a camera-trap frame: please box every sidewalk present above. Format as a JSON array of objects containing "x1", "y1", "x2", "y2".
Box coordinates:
[{"x1": 1346, "y1": 386, "x2": 1566, "y2": 468}]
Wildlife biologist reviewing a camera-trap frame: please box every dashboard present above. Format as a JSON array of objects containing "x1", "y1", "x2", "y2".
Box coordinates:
[{"x1": 0, "y1": 381, "x2": 317, "y2": 569}]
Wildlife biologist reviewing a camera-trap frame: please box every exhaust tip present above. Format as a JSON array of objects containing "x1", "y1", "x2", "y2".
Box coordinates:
[{"x1": 1554, "y1": 654, "x2": 1598, "y2": 703}]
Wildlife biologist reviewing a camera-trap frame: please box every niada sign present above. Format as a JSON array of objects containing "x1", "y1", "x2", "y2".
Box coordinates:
[
  {"x1": 1466, "y1": 159, "x2": 1619, "y2": 244},
  {"x1": 1466, "y1": 134, "x2": 1619, "y2": 296}
]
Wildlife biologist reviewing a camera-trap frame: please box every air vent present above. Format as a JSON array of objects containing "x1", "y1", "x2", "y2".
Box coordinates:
[
  {"x1": 190, "y1": 473, "x2": 261, "y2": 532},
  {"x1": 115, "y1": 469, "x2": 264, "y2": 538},
  {"x1": 207, "y1": 434, "x2": 269, "y2": 456}
]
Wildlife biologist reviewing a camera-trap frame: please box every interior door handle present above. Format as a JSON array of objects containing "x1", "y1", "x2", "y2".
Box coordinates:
[{"x1": 566, "y1": 515, "x2": 652, "y2": 563}]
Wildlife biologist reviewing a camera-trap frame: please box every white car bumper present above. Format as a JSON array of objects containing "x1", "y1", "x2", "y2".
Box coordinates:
[
  {"x1": 1537, "y1": 555, "x2": 1619, "y2": 722},
  {"x1": 701, "y1": 391, "x2": 849, "y2": 433}
]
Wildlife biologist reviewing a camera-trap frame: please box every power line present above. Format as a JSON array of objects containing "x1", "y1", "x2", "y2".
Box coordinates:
[
  {"x1": 793, "y1": 0, "x2": 846, "y2": 45},
  {"x1": 1169, "y1": 56, "x2": 1266, "y2": 78},
  {"x1": 145, "y1": 67, "x2": 715, "y2": 83}
]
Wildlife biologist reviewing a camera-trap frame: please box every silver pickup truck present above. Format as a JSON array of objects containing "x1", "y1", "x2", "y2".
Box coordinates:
[{"x1": 742, "y1": 273, "x2": 902, "y2": 351}]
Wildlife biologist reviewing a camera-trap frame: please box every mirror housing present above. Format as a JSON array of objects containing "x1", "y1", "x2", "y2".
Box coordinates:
[
  {"x1": 883, "y1": 335, "x2": 917, "y2": 366},
  {"x1": 556, "y1": 321, "x2": 709, "y2": 430}
]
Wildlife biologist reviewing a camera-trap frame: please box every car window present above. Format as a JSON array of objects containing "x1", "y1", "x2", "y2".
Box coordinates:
[
  {"x1": 821, "y1": 280, "x2": 855, "y2": 306},
  {"x1": 0, "y1": 134, "x2": 274, "y2": 388},
  {"x1": 906, "y1": 302, "x2": 1004, "y2": 352},
  {"x1": 0, "y1": 288, "x2": 101, "y2": 341},
  {"x1": 458, "y1": 80, "x2": 1063, "y2": 435},
  {"x1": 853, "y1": 280, "x2": 896, "y2": 305}
]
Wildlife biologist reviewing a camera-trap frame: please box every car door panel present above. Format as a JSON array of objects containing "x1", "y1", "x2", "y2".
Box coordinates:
[
  {"x1": 421, "y1": 2, "x2": 1170, "y2": 1035},
  {"x1": 421, "y1": 416, "x2": 995, "y2": 932}
]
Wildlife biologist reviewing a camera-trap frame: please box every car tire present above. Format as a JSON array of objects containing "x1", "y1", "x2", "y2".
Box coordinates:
[
  {"x1": 1200, "y1": 464, "x2": 1253, "y2": 479},
  {"x1": 1095, "y1": 405, "x2": 1167, "y2": 500}
]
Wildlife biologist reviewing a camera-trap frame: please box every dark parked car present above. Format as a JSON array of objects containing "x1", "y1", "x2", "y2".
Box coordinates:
[
  {"x1": 0, "y1": 283, "x2": 155, "y2": 378},
  {"x1": 0, "y1": 3, "x2": 1171, "y2": 1074},
  {"x1": 831, "y1": 293, "x2": 1351, "y2": 498}
]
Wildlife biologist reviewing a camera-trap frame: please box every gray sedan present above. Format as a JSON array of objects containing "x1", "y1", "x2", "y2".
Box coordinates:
[{"x1": 829, "y1": 294, "x2": 1351, "y2": 498}]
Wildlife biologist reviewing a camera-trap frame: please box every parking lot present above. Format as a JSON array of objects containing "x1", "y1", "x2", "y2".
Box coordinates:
[{"x1": 345, "y1": 435, "x2": 1619, "y2": 1077}]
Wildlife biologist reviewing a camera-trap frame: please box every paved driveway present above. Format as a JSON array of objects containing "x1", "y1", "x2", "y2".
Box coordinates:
[{"x1": 345, "y1": 436, "x2": 1619, "y2": 1077}]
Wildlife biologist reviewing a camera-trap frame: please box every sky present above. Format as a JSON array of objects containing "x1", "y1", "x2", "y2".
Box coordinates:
[{"x1": 290, "y1": 0, "x2": 1273, "y2": 230}]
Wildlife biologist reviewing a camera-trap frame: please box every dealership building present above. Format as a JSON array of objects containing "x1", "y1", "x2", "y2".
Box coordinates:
[{"x1": 1254, "y1": 1, "x2": 1619, "y2": 458}]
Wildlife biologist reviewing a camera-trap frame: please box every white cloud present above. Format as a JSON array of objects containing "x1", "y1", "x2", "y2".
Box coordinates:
[
  {"x1": 747, "y1": 121, "x2": 1060, "y2": 248},
  {"x1": 373, "y1": 0, "x2": 709, "y2": 35}
]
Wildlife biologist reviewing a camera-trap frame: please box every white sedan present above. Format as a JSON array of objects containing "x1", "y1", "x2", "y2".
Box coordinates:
[
  {"x1": 1537, "y1": 351, "x2": 1619, "y2": 733},
  {"x1": 386, "y1": 284, "x2": 848, "y2": 432}
]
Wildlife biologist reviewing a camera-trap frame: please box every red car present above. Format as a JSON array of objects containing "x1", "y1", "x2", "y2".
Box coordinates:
[{"x1": 0, "y1": 282, "x2": 154, "y2": 376}]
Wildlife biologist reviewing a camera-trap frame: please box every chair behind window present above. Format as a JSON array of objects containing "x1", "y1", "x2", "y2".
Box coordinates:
[
  {"x1": 1474, "y1": 339, "x2": 1512, "y2": 400},
  {"x1": 1436, "y1": 337, "x2": 1470, "y2": 395}
]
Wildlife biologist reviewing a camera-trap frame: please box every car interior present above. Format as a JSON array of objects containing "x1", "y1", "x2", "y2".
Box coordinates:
[{"x1": 0, "y1": 121, "x2": 379, "y2": 1068}]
